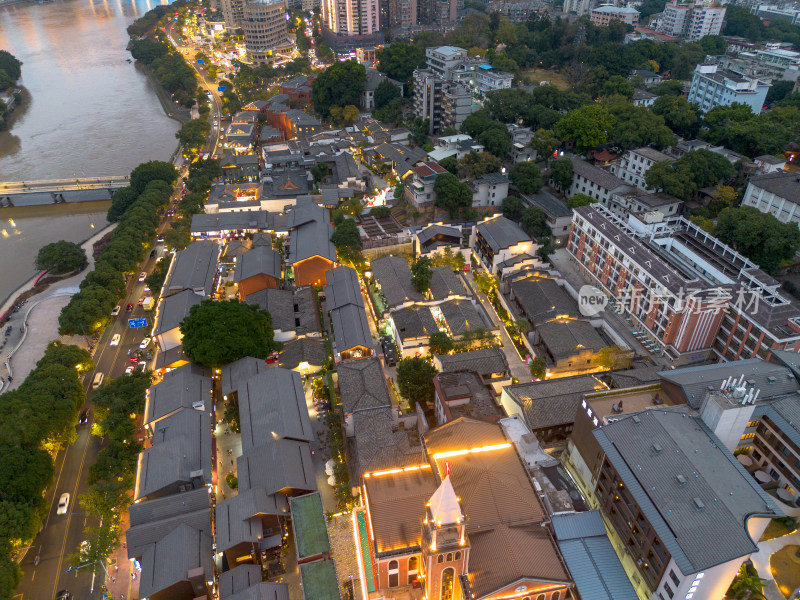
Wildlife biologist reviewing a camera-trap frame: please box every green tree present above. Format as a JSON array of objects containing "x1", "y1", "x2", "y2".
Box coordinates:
[
  {"x1": 178, "y1": 191, "x2": 206, "y2": 217},
  {"x1": 329, "y1": 104, "x2": 361, "y2": 126},
  {"x1": 376, "y1": 40, "x2": 426, "y2": 82},
  {"x1": 555, "y1": 104, "x2": 616, "y2": 151},
  {"x1": 35, "y1": 241, "x2": 87, "y2": 274},
  {"x1": 129, "y1": 161, "x2": 178, "y2": 194},
  {"x1": 520, "y1": 206, "x2": 551, "y2": 240},
  {"x1": 434, "y1": 172, "x2": 473, "y2": 217},
  {"x1": 726, "y1": 563, "x2": 766, "y2": 600},
  {"x1": 485, "y1": 89, "x2": 532, "y2": 123},
  {"x1": 144, "y1": 257, "x2": 170, "y2": 294},
  {"x1": 510, "y1": 161, "x2": 543, "y2": 195},
  {"x1": 129, "y1": 38, "x2": 169, "y2": 65},
  {"x1": 530, "y1": 129, "x2": 560, "y2": 164},
  {"x1": 396, "y1": 357, "x2": 438, "y2": 409},
  {"x1": 455, "y1": 151, "x2": 501, "y2": 179},
  {"x1": 330, "y1": 218, "x2": 362, "y2": 262},
  {"x1": 501, "y1": 195, "x2": 524, "y2": 221},
  {"x1": 176, "y1": 118, "x2": 211, "y2": 152},
  {"x1": 714, "y1": 206, "x2": 800, "y2": 275},
  {"x1": 311, "y1": 162, "x2": 330, "y2": 184},
  {"x1": 473, "y1": 271, "x2": 497, "y2": 296},
  {"x1": 605, "y1": 97, "x2": 675, "y2": 150},
  {"x1": 311, "y1": 60, "x2": 367, "y2": 118},
  {"x1": 529, "y1": 356, "x2": 546, "y2": 379},
  {"x1": 601, "y1": 75, "x2": 634, "y2": 99},
  {"x1": 393, "y1": 183, "x2": 405, "y2": 199},
  {"x1": 180, "y1": 300, "x2": 276, "y2": 368},
  {"x1": 106, "y1": 186, "x2": 139, "y2": 222},
  {"x1": 374, "y1": 79, "x2": 401, "y2": 109},
  {"x1": 549, "y1": 157, "x2": 574, "y2": 192},
  {"x1": 567, "y1": 193, "x2": 596, "y2": 208},
  {"x1": 429, "y1": 331, "x2": 455, "y2": 355},
  {"x1": 164, "y1": 221, "x2": 191, "y2": 251},
  {"x1": 477, "y1": 127, "x2": 511, "y2": 157},
  {"x1": 593, "y1": 345, "x2": 633, "y2": 370},
  {"x1": 652, "y1": 95, "x2": 700, "y2": 138},
  {"x1": 411, "y1": 256, "x2": 433, "y2": 294}
]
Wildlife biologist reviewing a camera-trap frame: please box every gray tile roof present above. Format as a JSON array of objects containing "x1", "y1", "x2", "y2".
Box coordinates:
[
  {"x1": 605, "y1": 365, "x2": 661, "y2": 388},
  {"x1": 330, "y1": 302, "x2": 373, "y2": 353},
  {"x1": 749, "y1": 171, "x2": 800, "y2": 201},
  {"x1": 134, "y1": 407, "x2": 212, "y2": 501},
  {"x1": 370, "y1": 255, "x2": 424, "y2": 308},
  {"x1": 233, "y1": 246, "x2": 282, "y2": 283},
  {"x1": 238, "y1": 367, "x2": 313, "y2": 450},
  {"x1": 163, "y1": 240, "x2": 220, "y2": 297},
  {"x1": 216, "y1": 488, "x2": 289, "y2": 553},
  {"x1": 439, "y1": 298, "x2": 492, "y2": 336},
  {"x1": 433, "y1": 371, "x2": 502, "y2": 421},
  {"x1": 632, "y1": 147, "x2": 672, "y2": 163},
  {"x1": 145, "y1": 364, "x2": 212, "y2": 426},
  {"x1": 416, "y1": 224, "x2": 462, "y2": 249},
  {"x1": 476, "y1": 215, "x2": 531, "y2": 252},
  {"x1": 436, "y1": 347, "x2": 510, "y2": 378},
  {"x1": 429, "y1": 267, "x2": 466, "y2": 300},
  {"x1": 221, "y1": 356, "x2": 270, "y2": 399},
  {"x1": 237, "y1": 438, "x2": 316, "y2": 495},
  {"x1": 765, "y1": 395, "x2": 800, "y2": 449},
  {"x1": 153, "y1": 288, "x2": 203, "y2": 336},
  {"x1": 657, "y1": 358, "x2": 800, "y2": 408},
  {"x1": 391, "y1": 304, "x2": 439, "y2": 341},
  {"x1": 595, "y1": 410, "x2": 779, "y2": 573},
  {"x1": 223, "y1": 581, "x2": 290, "y2": 600},
  {"x1": 278, "y1": 337, "x2": 327, "y2": 370},
  {"x1": 570, "y1": 157, "x2": 628, "y2": 192},
  {"x1": 522, "y1": 189, "x2": 571, "y2": 218},
  {"x1": 324, "y1": 266, "x2": 364, "y2": 310},
  {"x1": 125, "y1": 487, "x2": 211, "y2": 560},
  {"x1": 510, "y1": 277, "x2": 578, "y2": 326},
  {"x1": 474, "y1": 172, "x2": 509, "y2": 186},
  {"x1": 191, "y1": 210, "x2": 275, "y2": 234},
  {"x1": 287, "y1": 197, "x2": 336, "y2": 264},
  {"x1": 352, "y1": 406, "x2": 423, "y2": 475},
  {"x1": 552, "y1": 511, "x2": 639, "y2": 600},
  {"x1": 504, "y1": 375, "x2": 603, "y2": 431},
  {"x1": 293, "y1": 285, "x2": 322, "y2": 335},
  {"x1": 537, "y1": 319, "x2": 605, "y2": 361},
  {"x1": 245, "y1": 288, "x2": 295, "y2": 333},
  {"x1": 218, "y1": 565, "x2": 261, "y2": 599},
  {"x1": 138, "y1": 523, "x2": 214, "y2": 599},
  {"x1": 337, "y1": 357, "x2": 391, "y2": 414}
]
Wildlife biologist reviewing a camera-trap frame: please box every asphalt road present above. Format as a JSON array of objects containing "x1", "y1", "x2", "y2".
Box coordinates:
[{"x1": 14, "y1": 29, "x2": 221, "y2": 598}]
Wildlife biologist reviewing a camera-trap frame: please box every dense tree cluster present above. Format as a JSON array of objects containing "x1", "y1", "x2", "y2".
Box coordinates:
[
  {"x1": 0, "y1": 50, "x2": 21, "y2": 92},
  {"x1": 330, "y1": 216, "x2": 362, "y2": 263},
  {"x1": 0, "y1": 342, "x2": 93, "y2": 598},
  {"x1": 410, "y1": 256, "x2": 433, "y2": 294},
  {"x1": 700, "y1": 103, "x2": 800, "y2": 158},
  {"x1": 176, "y1": 118, "x2": 211, "y2": 153},
  {"x1": 645, "y1": 149, "x2": 734, "y2": 201},
  {"x1": 59, "y1": 161, "x2": 177, "y2": 335},
  {"x1": 311, "y1": 60, "x2": 366, "y2": 118},
  {"x1": 714, "y1": 206, "x2": 800, "y2": 275},
  {"x1": 180, "y1": 300, "x2": 277, "y2": 367},
  {"x1": 129, "y1": 37, "x2": 197, "y2": 107},
  {"x1": 724, "y1": 6, "x2": 800, "y2": 47},
  {"x1": 434, "y1": 172, "x2": 473, "y2": 217},
  {"x1": 376, "y1": 40, "x2": 426, "y2": 83},
  {"x1": 510, "y1": 161, "x2": 544, "y2": 195},
  {"x1": 396, "y1": 357, "x2": 438, "y2": 409},
  {"x1": 35, "y1": 241, "x2": 87, "y2": 275}
]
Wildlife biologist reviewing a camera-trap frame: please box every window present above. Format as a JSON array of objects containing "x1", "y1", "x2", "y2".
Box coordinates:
[
  {"x1": 388, "y1": 560, "x2": 399, "y2": 587},
  {"x1": 446, "y1": 553, "x2": 453, "y2": 562},
  {"x1": 437, "y1": 555, "x2": 443, "y2": 564},
  {"x1": 669, "y1": 570, "x2": 680, "y2": 586},
  {"x1": 408, "y1": 556, "x2": 418, "y2": 584},
  {"x1": 664, "y1": 582, "x2": 674, "y2": 599},
  {"x1": 535, "y1": 595, "x2": 545, "y2": 600},
  {"x1": 455, "y1": 551, "x2": 461, "y2": 560},
  {"x1": 551, "y1": 593, "x2": 561, "y2": 600},
  {"x1": 441, "y1": 567, "x2": 455, "y2": 600}
]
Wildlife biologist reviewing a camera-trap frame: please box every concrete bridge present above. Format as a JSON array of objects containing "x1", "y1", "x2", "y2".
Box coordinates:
[{"x1": 0, "y1": 176, "x2": 130, "y2": 207}]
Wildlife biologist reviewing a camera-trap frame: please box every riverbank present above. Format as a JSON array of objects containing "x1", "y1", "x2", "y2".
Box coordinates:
[
  {"x1": 0, "y1": 86, "x2": 28, "y2": 132},
  {"x1": 138, "y1": 62, "x2": 192, "y2": 125}
]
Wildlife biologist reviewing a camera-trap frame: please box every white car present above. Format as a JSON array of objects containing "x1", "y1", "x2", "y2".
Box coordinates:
[
  {"x1": 139, "y1": 337, "x2": 151, "y2": 350},
  {"x1": 111, "y1": 305, "x2": 121, "y2": 316},
  {"x1": 139, "y1": 272, "x2": 147, "y2": 282},
  {"x1": 57, "y1": 493, "x2": 70, "y2": 515},
  {"x1": 110, "y1": 334, "x2": 121, "y2": 346},
  {"x1": 125, "y1": 365, "x2": 135, "y2": 375}
]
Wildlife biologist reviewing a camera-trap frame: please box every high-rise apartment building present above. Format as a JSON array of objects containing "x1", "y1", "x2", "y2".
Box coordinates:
[
  {"x1": 687, "y1": 64, "x2": 771, "y2": 114},
  {"x1": 242, "y1": 0, "x2": 290, "y2": 64},
  {"x1": 562, "y1": 0, "x2": 590, "y2": 16},
  {"x1": 322, "y1": 0, "x2": 380, "y2": 35},
  {"x1": 220, "y1": 0, "x2": 245, "y2": 28},
  {"x1": 389, "y1": 0, "x2": 417, "y2": 26},
  {"x1": 657, "y1": 1, "x2": 726, "y2": 41}
]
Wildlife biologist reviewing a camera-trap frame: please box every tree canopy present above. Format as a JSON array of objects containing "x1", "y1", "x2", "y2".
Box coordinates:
[
  {"x1": 180, "y1": 300, "x2": 277, "y2": 368},
  {"x1": 549, "y1": 157, "x2": 574, "y2": 191},
  {"x1": 645, "y1": 149, "x2": 734, "y2": 201},
  {"x1": 411, "y1": 256, "x2": 433, "y2": 294},
  {"x1": 555, "y1": 104, "x2": 615, "y2": 151},
  {"x1": 434, "y1": 173, "x2": 473, "y2": 217},
  {"x1": 713, "y1": 206, "x2": 800, "y2": 275},
  {"x1": 376, "y1": 40, "x2": 426, "y2": 83},
  {"x1": 176, "y1": 118, "x2": 211, "y2": 152},
  {"x1": 396, "y1": 357, "x2": 438, "y2": 409},
  {"x1": 35, "y1": 241, "x2": 87, "y2": 274},
  {"x1": 311, "y1": 60, "x2": 366, "y2": 118},
  {"x1": 330, "y1": 218, "x2": 362, "y2": 262},
  {"x1": 510, "y1": 161, "x2": 543, "y2": 195}
]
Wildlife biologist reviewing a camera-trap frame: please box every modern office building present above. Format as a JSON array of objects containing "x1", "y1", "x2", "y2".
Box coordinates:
[
  {"x1": 242, "y1": 0, "x2": 291, "y2": 64},
  {"x1": 687, "y1": 64, "x2": 771, "y2": 114},
  {"x1": 657, "y1": 1, "x2": 726, "y2": 41}
]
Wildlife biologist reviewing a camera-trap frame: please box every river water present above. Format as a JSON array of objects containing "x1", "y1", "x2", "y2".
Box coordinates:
[{"x1": 0, "y1": 0, "x2": 178, "y2": 301}]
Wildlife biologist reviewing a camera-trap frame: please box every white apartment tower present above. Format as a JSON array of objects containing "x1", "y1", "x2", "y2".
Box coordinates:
[
  {"x1": 322, "y1": 0, "x2": 380, "y2": 35},
  {"x1": 658, "y1": 1, "x2": 726, "y2": 41}
]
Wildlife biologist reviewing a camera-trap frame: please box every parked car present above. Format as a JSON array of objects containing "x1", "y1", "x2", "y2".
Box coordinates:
[
  {"x1": 111, "y1": 305, "x2": 121, "y2": 316},
  {"x1": 129, "y1": 355, "x2": 140, "y2": 363},
  {"x1": 137, "y1": 296, "x2": 145, "y2": 306},
  {"x1": 126, "y1": 303, "x2": 134, "y2": 312},
  {"x1": 125, "y1": 365, "x2": 135, "y2": 375},
  {"x1": 55, "y1": 590, "x2": 72, "y2": 600},
  {"x1": 139, "y1": 337, "x2": 151, "y2": 349},
  {"x1": 149, "y1": 249, "x2": 157, "y2": 258},
  {"x1": 110, "y1": 334, "x2": 120, "y2": 346},
  {"x1": 57, "y1": 493, "x2": 70, "y2": 515}
]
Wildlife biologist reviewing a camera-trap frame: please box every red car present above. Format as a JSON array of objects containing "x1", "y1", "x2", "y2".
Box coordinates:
[
  {"x1": 129, "y1": 355, "x2": 139, "y2": 363},
  {"x1": 126, "y1": 303, "x2": 134, "y2": 312},
  {"x1": 137, "y1": 296, "x2": 145, "y2": 306}
]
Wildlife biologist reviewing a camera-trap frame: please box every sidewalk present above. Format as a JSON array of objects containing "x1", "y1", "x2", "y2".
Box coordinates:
[
  {"x1": 103, "y1": 509, "x2": 140, "y2": 600},
  {"x1": 751, "y1": 529, "x2": 800, "y2": 600}
]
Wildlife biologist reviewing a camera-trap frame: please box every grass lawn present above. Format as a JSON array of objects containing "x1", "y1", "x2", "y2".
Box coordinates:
[
  {"x1": 771, "y1": 544, "x2": 800, "y2": 598},
  {"x1": 520, "y1": 68, "x2": 570, "y2": 89},
  {"x1": 762, "y1": 518, "x2": 796, "y2": 542}
]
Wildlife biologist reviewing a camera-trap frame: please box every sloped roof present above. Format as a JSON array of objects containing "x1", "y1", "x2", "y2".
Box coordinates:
[
  {"x1": 552, "y1": 511, "x2": 639, "y2": 600},
  {"x1": 337, "y1": 357, "x2": 391, "y2": 414},
  {"x1": 237, "y1": 438, "x2": 316, "y2": 495},
  {"x1": 330, "y1": 303, "x2": 373, "y2": 354},
  {"x1": 429, "y1": 267, "x2": 465, "y2": 300},
  {"x1": 416, "y1": 224, "x2": 462, "y2": 248},
  {"x1": 221, "y1": 356, "x2": 270, "y2": 398},
  {"x1": 290, "y1": 492, "x2": 331, "y2": 559},
  {"x1": 163, "y1": 240, "x2": 220, "y2": 297},
  {"x1": 436, "y1": 347, "x2": 510, "y2": 378},
  {"x1": 233, "y1": 246, "x2": 282, "y2": 283},
  {"x1": 216, "y1": 488, "x2": 289, "y2": 553},
  {"x1": 510, "y1": 277, "x2": 577, "y2": 326},
  {"x1": 244, "y1": 288, "x2": 295, "y2": 332},
  {"x1": 537, "y1": 319, "x2": 606, "y2": 360},
  {"x1": 223, "y1": 581, "x2": 289, "y2": 600},
  {"x1": 392, "y1": 304, "x2": 439, "y2": 341},
  {"x1": 476, "y1": 215, "x2": 531, "y2": 251},
  {"x1": 153, "y1": 289, "x2": 203, "y2": 336},
  {"x1": 748, "y1": 171, "x2": 800, "y2": 201},
  {"x1": 570, "y1": 157, "x2": 628, "y2": 192},
  {"x1": 324, "y1": 266, "x2": 363, "y2": 311},
  {"x1": 595, "y1": 410, "x2": 779, "y2": 573},
  {"x1": 439, "y1": 298, "x2": 491, "y2": 336},
  {"x1": 238, "y1": 367, "x2": 313, "y2": 450},
  {"x1": 145, "y1": 364, "x2": 212, "y2": 426},
  {"x1": 371, "y1": 255, "x2": 424, "y2": 308},
  {"x1": 279, "y1": 337, "x2": 327, "y2": 370},
  {"x1": 138, "y1": 523, "x2": 213, "y2": 599},
  {"x1": 352, "y1": 406, "x2": 423, "y2": 475},
  {"x1": 428, "y1": 475, "x2": 462, "y2": 526},
  {"x1": 503, "y1": 375, "x2": 604, "y2": 431},
  {"x1": 287, "y1": 197, "x2": 336, "y2": 264}
]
